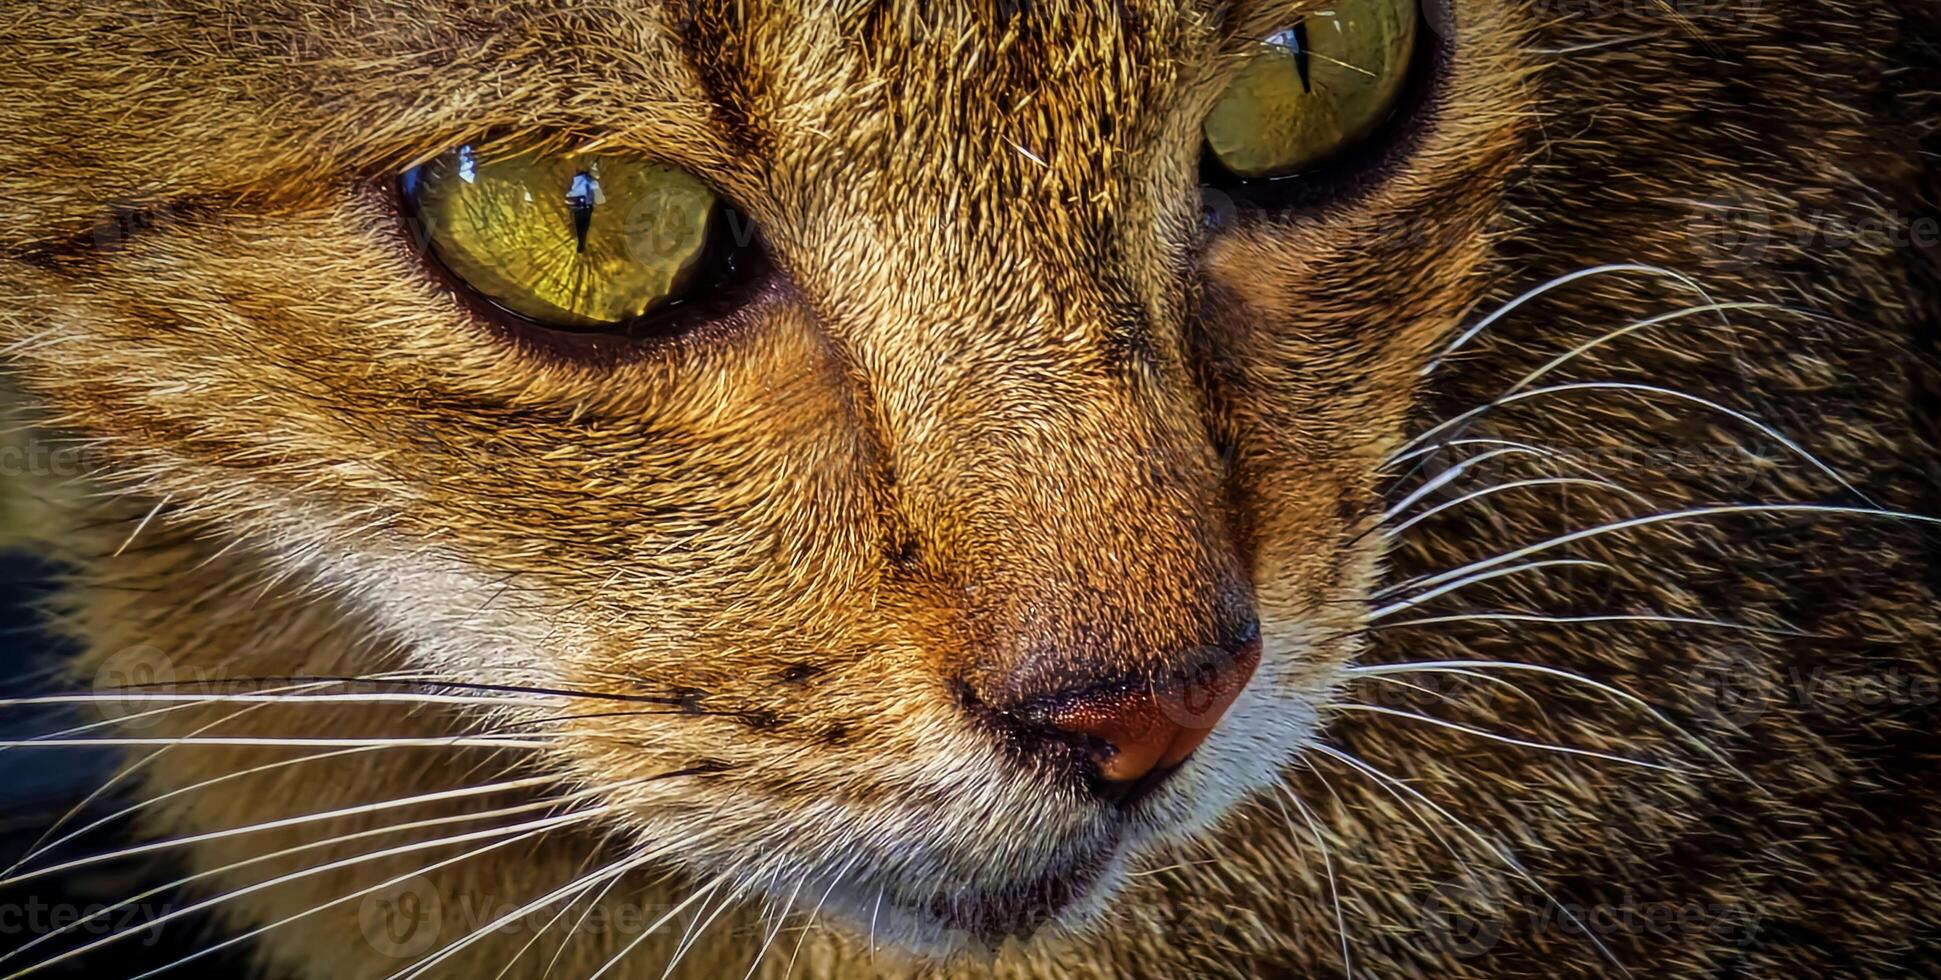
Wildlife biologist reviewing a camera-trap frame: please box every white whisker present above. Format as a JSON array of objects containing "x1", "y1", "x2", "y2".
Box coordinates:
[
  {"x1": 742, "y1": 873, "x2": 807, "y2": 980},
  {"x1": 0, "y1": 735, "x2": 553, "y2": 748},
  {"x1": 1345, "y1": 670, "x2": 1556, "y2": 727},
  {"x1": 0, "y1": 774, "x2": 561, "y2": 889},
  {"x1": 1311, "y1": 744, "x2": 1631, "y2": 975},
  {"x1": 1279, "y1": 787, "x2": 1351, "y2": 978},
  {"x1": 11, "y1": 743, "x2": 398, "y2": 874},
  {"x1": 1341, "y1": 661, "x2": 1766, "y2": 793},
  {"x1": 1383, "y1": 477, "x2": 1644, "y2": 539},
  {"x1": 4, "y1": 682, "x2": 349, "y2": 874},
  {"x1": 1387, "y1": 438, "x2": 1649, "y2": 493},
  {"x1": 10, "y1": 808, "x2": 606, "y2": 979},
  {"x1": 1424, "y1": 263, "x2": 1723, "y2": 374},
  {"x1": 1368, "y1": 611, "x2": 1806, "y2": 637},
  {"x1": 3, "y1": 781, "x2": 616, "y2": 967},
  {"x1": 2, "y1": 691, "x2": 560, "y2": 708},
  {"x1": 540, "y1": 860, "x2": 641, "y2": 979},
  {"x1": 1400, "y1": 382, "x2": 1871, "y2": 503},
  {"x1": 783, "y1": 855, "x2": 859, "y2": 980},
  {"x1": 1381, "y1": 446, "x2": 1548, "y2": 523},
  {"x1": 486, "y1": 859, "x2": 611, "y2": 980},
  {"x1": 1401, "y1": 503, "x2": 1935, "y2": 595},
  {"x1": 1501, "y1": 302, "x2": 1810, "y2": 396},
  {"x1": 585, "y1": 868, "x2": 735, "y2": 980},
  {"x1": 1331, "y1": 703, "x2": 1686, "y2": 773},
  {"x1": 866, "y1": 888, "x2": 883, "y2": 970},
  {"x1": 110, "y1": 493, "x2": 169, "y2": 557},
  {"x1": 394, "y1": 847, "x2": 660, "y2": 980},
  {"x1": 1372, "y1": 558, "x2": 1614, "y2": 616}
]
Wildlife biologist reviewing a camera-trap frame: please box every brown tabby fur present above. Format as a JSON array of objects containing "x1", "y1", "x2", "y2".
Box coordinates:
[{"x1": 2, "y1": 0, "x2": 1939, "y2": 976}]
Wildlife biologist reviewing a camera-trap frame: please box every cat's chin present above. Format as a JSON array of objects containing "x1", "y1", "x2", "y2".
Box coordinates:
[
  {"x1": 808, "y1": 841, "x2": 1131, "y2": 961},
  {"x1": 797, "y1": 773, "x2": 1245, "y2": 960}
]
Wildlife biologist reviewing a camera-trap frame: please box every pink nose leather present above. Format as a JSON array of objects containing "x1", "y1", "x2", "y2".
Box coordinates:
[{"x1": 1040, "y1": 634, "x2": 1261, "y2": 786}]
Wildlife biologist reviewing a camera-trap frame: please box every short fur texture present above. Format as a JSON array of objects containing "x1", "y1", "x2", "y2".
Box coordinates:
[{"x1": 1, "y1": 0, "x2": 1938, "y2": 976}]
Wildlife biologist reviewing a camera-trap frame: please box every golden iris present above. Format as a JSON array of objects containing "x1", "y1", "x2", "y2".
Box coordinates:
[
  {"x1": 1204, "y1": 0, "x2": 1420, "y2": 179},
  {"x1": 404, "y1": 145, "x2": 720, "y2": 328}
]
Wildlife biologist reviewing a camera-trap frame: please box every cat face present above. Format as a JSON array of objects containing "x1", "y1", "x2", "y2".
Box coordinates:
[{"x1": 10, "y1": 0, "x2": 1903, "y2": 965}]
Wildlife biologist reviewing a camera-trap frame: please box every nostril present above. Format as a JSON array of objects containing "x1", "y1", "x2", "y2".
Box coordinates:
[
  {"x1": 1028, "y1": 686, "x2": 1175, "y2": 783},
  {"x1": 977, "y1": 622, "x2": 1263, "y2": 808},
  {"x1": 1045, "y1": 627, "x2": 1260, "y2": 783}
]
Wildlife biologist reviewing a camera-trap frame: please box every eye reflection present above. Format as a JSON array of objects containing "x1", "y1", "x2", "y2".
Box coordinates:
[
  {"x1": 1203, "y1": 0, "x2": 1420, "y2": 179},
  {"x1": 401, "y1": 145, "x2": 724, "y2": 330}
]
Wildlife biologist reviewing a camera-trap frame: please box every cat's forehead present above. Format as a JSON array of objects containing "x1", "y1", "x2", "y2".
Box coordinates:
[
  {"x1": 458, "y1": 0, "x2": 1311, "y2": 143},
  {"x1": 641, "y1": 0, "x2": 1320, "y2": 206},
  {"x1": 663, "y1": 3, "x2": 1199, "y2": 197},
  {"x1": 0, "y1": 0, "x2": 1324, "y2": 244},
  {"x1": 665, "y1": 0, "x2": 1304, "y2": 98}
]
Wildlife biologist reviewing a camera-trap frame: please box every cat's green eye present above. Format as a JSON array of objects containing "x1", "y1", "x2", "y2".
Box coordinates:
[
  {"x1": 1204, "y1": 0, "x2": 1420, "y2": 179},
  {"x1": 402, "y1": 145, "x2": 726, "y2": 330}
]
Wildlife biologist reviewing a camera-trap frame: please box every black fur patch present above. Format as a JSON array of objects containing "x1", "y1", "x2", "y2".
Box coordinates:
[{"x1": 673, "y1": 1, "x2": 772, "y2": 156}]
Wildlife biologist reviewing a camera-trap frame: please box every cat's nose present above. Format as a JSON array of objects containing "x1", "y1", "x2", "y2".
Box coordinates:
[{"x1": 982, "y1": 621, "x2": 1261, "y2": 807}]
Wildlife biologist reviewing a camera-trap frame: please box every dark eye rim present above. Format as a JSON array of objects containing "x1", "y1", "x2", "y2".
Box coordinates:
[
  {"x1": 1199, "y1": 0, "x2": 1451, "y2": 212},
  {"x1": 392, "y1": 153, "x2": 777, "y2": 364}
]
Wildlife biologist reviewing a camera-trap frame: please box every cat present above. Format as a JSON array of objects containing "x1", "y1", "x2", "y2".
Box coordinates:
[{"x1": 1, "y1": 0, "x2": 1938, "y2": 976}]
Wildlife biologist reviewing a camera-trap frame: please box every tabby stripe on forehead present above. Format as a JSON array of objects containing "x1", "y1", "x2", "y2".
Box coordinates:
[
  {"x1": 14, "y1": 199, "x2": 219, "y2": 268},
  {"x1": 671, "y1": 0, "x2": 773, "y2": 156}
]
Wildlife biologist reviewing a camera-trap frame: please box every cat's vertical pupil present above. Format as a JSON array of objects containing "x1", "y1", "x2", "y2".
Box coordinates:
[
  {"x1": 566, "y1": 170, "x2": 598, "y2": 253},
  {"x1": 1287, "y1": 19, "x2": 1312, "y2": 93},
  {"x1": 1202, "y1": 0, "x2": 1420, "y2": 180},
  {"x1": 401, "y1": 146, "x2": 731, "y2": 330}
]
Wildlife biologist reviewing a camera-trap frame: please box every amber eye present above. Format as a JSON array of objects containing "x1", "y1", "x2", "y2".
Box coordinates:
[
  {"x1": 401, "y1": 144, "x2": 747, "y2": 331},
  {"x1": 1203, "y1": 0, "x2": 1420, "y2": 180}
]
